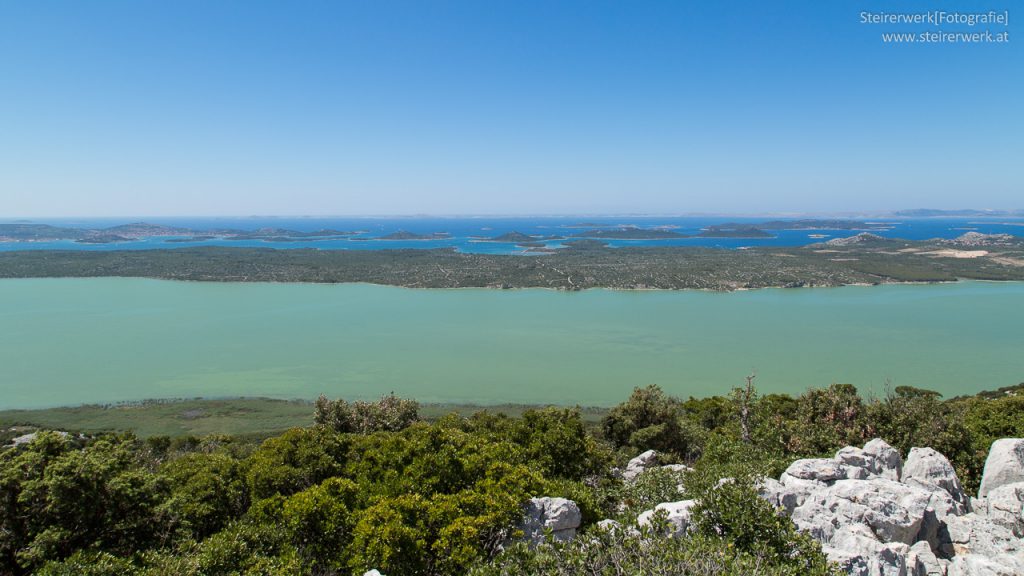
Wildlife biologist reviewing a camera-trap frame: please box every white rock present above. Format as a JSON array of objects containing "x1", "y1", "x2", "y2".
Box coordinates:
[
  {"x1": 827, "y1": 523, "x2": 909, "y2": 576},
  {"x1": 636, "y1": 499, "x2": 696, "y2": 537},
  {"x1": 946, "y1": 553, "x2": 1024, "y2": 576},
  {"x1": 363, "y1": 571, "x2": 384, "y2": 576},
  {"x1": 784, "y1": 458, "x2": 848, "y2": 483},
  {"x1": 941, "y1": 512, "x2": 1021, "y2": 558},
  {"x1": 792, "y1": 478, "x2": 933, "y2": 545},
  {"x1": 903, "y1": 447, "x2": 969, "y2": 510},
  {"x1": 864, "y1": 438, "x2": 903, "y2": 481},
  {"x1": 984, "y1": 482, "x2": 1024, "y2": 536},
  {"x1": 517, "y1": 497, "x2": 582, "y2": 545},
  {"x1": 979, "y1": 439, "x2": 1024, "y2": 498},
  {"x1": 623, "y1": 449, "x2": 659, "y2": 481},
  {"x1": 659, "y1": 464, "x2": 691, "y2": 474},
  {"x1": 837, "y1": 446, "x2": 876, "y2": 471},
  {"x1": 825, "y1": 546, "x2": 873, "y2": 576},
  {"x1": 907, "y1": 541, "x2": 945, "y2": 576}
]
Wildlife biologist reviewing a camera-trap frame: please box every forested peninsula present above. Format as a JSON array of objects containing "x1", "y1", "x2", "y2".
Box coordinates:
[{"x1": 1, "y1": 233, "x2": 1023, "y2": 290}]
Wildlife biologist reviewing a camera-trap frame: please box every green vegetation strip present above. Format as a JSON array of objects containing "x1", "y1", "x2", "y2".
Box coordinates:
[{"x1": 1, "y1": 235, "x2": 1023, "y2": 290}]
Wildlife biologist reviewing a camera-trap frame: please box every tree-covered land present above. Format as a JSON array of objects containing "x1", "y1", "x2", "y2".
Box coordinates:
[
  {"x1": 2, "y1": 382, "x2": 1022, "y2": 575},
  {"x1": 1, "y1": 233, "x2": 1023, "y2": 289}
]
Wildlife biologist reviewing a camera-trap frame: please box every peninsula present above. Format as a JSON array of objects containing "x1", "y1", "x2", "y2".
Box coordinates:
[{"x1": 1, "y1": 232, "x2": 1021, "y2": 290}]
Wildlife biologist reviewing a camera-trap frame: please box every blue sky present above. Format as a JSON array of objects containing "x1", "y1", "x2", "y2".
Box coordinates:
[{"x1": 1, "y1": 0, "x2": 1020, "y2": 216}]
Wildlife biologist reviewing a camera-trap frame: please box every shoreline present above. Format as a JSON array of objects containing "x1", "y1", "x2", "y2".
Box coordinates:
[{"x1": 1, "y1": 273, "x2": 1022, "y2": 294}]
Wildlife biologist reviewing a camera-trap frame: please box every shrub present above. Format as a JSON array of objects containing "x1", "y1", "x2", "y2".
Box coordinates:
[
  {"x1": 314, "y1": 393, "x2": 420, "y2": 434},
  {"x1": 602, "y1": 385, "x2": 703, "y2": 460},
  {"x1": 0, "y1": 433, "x2": 170, "y2": 573},
  {"x1": 282, "y1": 477, "x2": 359, "y2": 573},
  {"x1": 161, "y1": 452, "x2": 248, "y2": 539},
  {"x1": 472, "y1": 522, "x2": 837, "y2": 576},
  {"x1": 246, "y1": 427, "x2": 347, "y2": 500}
]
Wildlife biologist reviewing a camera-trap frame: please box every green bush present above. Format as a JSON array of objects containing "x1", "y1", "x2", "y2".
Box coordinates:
[
  {"x1": 602, "y1": 385, "x2": 704, "y2": 460},
  {"x1": 161, "y1": 452, "x2": 249, "y2": 539},
  {"x1": 0, "y1": 433, "x2": 170, "y2": 574},
  {"x1": 283, "y1": 477, "x2": 358, "y2": 573},
  {"x1": 246, "y1": 427, "x2": 347, "y2": 500},
  {"x1": 315, "y1": 393, "x2": 420, "y2": 434},
  {"x1": 472, "y1": 522, "x2": 837, "y2": 576}
]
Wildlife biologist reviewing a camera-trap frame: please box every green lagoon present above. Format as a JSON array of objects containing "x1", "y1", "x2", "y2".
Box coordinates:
[{"x1": 0, "y1": 278, "x2": 1022, "y2": 409}]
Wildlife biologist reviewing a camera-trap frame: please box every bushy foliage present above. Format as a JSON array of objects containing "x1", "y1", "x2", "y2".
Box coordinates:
[
  {"x1": 246, "y1": 427, "x2": 348, "y2": 499},
  {"x1": 161, "y1": 452, "x2": 249, "y2": 539},
  {"x1": 600, "y1": 466, "x2": 688, "y2": 522},
  {"x1": 602, "y1": 385, "x2": 705, "y2": 460},
  {"x1": 314, "y1": 392, "x2": 420, "y2": 434},
  {"x1": 787, "y1": 383, "x2": 869, "y2": 455},
  {"x1": 472, "y1": 522, "x2": 837, "y2": 576},
  {"x1": 460, "y1": 407, "x2": 612, "y2": 480},
  {"x1": 7, "y1": 384, "x2": 1024, "y2": 575},
  {"x1": 0, "y1": 432, "x2": 170, "y2": 575}
]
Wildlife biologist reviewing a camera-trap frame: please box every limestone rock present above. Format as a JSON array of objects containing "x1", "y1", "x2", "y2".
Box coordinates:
[
  {"x1": 636, "y1": 499, "x2": 696, "y2": 537},
  {"x1": 792, "y1": 478, "x2": 933, "y2": 545},
  {"x1": 826, "y1": 523, "x2": 909, "y2": 576},
  {"x1": 984, "y1": 482, "x2": 1024, "y2": 536},
  {"x1": 903, "y1": 447, "x2": 969, "y2": 510},
  {"x1": 863, "y1": 438, "x2": 903, "y2": 481},
  {"x1": 946, "y1": 553, "x2": 1024, "y2": 576},
  {"x1": 517, "y1": 497, "x2": 581, "y2": 545},
  {"x1": 784, "y1": 458, "x2": 848, "y2": 484},
  {"x1": 941, "y1": 513, "x2": 1021, "y2": 558},
  {"x1": 979, "y1": 439, "x2": 1024, "y2": 498},
  {"x1": 623, "y1": 450, "x2": 659, "y2": 481},
  {"x1": 907, "y1": 541, "x2": 945, "y2": 576}
]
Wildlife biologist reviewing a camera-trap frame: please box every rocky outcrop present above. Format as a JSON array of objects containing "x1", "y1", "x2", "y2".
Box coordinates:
[
  {"x1": 825, "y1": 232, "x2": 886, "y2": 246},
  {"x1": 945, "y1": 232, "x2": 1017, "y2": 247},
  {"x1": 622, "y1": 449, "x2": 659, "y2": 481},
  {"x1": 515, "y1": 497, "x2": 582, "y2": 546},
  {"x1": 979, "y1": 439, "x2": 1024, "y2": 498},
  {"x1": 902, "y1": 447, "x2": 970, "y2": 512},
  {"x1": 636, "y1": 499, "x2": 696, "y2": 537},
  {"x1": 758, "y1": 438, "x2": 1024, "y2": 576},
  {"x1": 984, "y1": 482, "x2": 1024, "y2": 537}
]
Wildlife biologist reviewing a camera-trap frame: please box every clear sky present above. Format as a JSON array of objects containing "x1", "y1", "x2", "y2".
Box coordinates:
[{"x1": 1, "y1": 0, "x2": 1020, "y2": 216}]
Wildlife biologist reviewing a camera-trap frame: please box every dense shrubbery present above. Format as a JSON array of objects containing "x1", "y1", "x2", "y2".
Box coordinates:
[
  {"x1": 473, "y1": 517, "x2": 837, "y2": 576},
  {"x1": 3, "y1": 382, "x2": 1022, "y2": 575},
  {"x1": 314, "y1": 393, "x2": 420, "y2": 434}
]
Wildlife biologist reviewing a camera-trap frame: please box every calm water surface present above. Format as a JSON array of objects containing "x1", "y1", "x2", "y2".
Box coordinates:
[{"x1": 0, "y1": 278, "x2": 1022, "y2": 409}]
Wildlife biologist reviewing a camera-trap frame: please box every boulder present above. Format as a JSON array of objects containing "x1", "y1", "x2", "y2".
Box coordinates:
[
  {"x1": 636, "y1": 499, "x2": 696, "y2": 537},
  {"x1": 826, "y1": 523, "x2": 909, "y2": 576},
  {"x1": 979, "y1": 439, "x2": 1024, "y2": 498},
  {"x1": 783, "y1": 458, "x2": 848, "y2": 484},
  {"x1": 759, "y1": 477, "x2": 808, "y2": 515},
  {"x1": 946, "y1": 553, "x2": 1024, "y2": 576},
  {"x1": 864, "y1": 438, "x2": 903, "y2": 481},
  {"x1": 363, "y1": 571, "x2": 384, "y2": 576},
  {"x1": 984, "y1": 482, "x2": 1024, "y2": 536},
  {"x1": 517, "y1": 497, "x2": 581, "y2": 546},
  {"x1": 941, "y1": 513, "x2": 1021, "y2": 558},
  {"x1": 792, "y1": 478, "x2": 933, "y2": 545},
  {"x1": 907, "y1": 540, "x2": 946, "y2": 576},
  {"x1": 659, "y1": 463, "x2": 692, "y2": 474},
  {"x1": 902, "y1": 447, "x2": 969, "y2": 510},
  {"x1": 623, "y1": 450, "x2": 659, "y2": 481}
]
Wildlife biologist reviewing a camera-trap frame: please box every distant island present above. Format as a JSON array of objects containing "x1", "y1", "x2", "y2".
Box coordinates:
[
  {"x1": 377, "y1": 230, "x2": 451, "y2": 240},
  {"x1": 2, "y1": 231, "x2": 1022, "y2": 290}
]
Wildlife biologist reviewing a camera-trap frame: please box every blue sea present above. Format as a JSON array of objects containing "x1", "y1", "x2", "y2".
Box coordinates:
[{"x1": 2, "y1": 216, "x2": 1023, "y2": 254}]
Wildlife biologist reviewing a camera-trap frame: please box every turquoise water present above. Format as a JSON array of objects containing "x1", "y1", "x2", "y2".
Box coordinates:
[{"x1": 0, "y1": 278, "x2": 1022, "y2": 409}]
